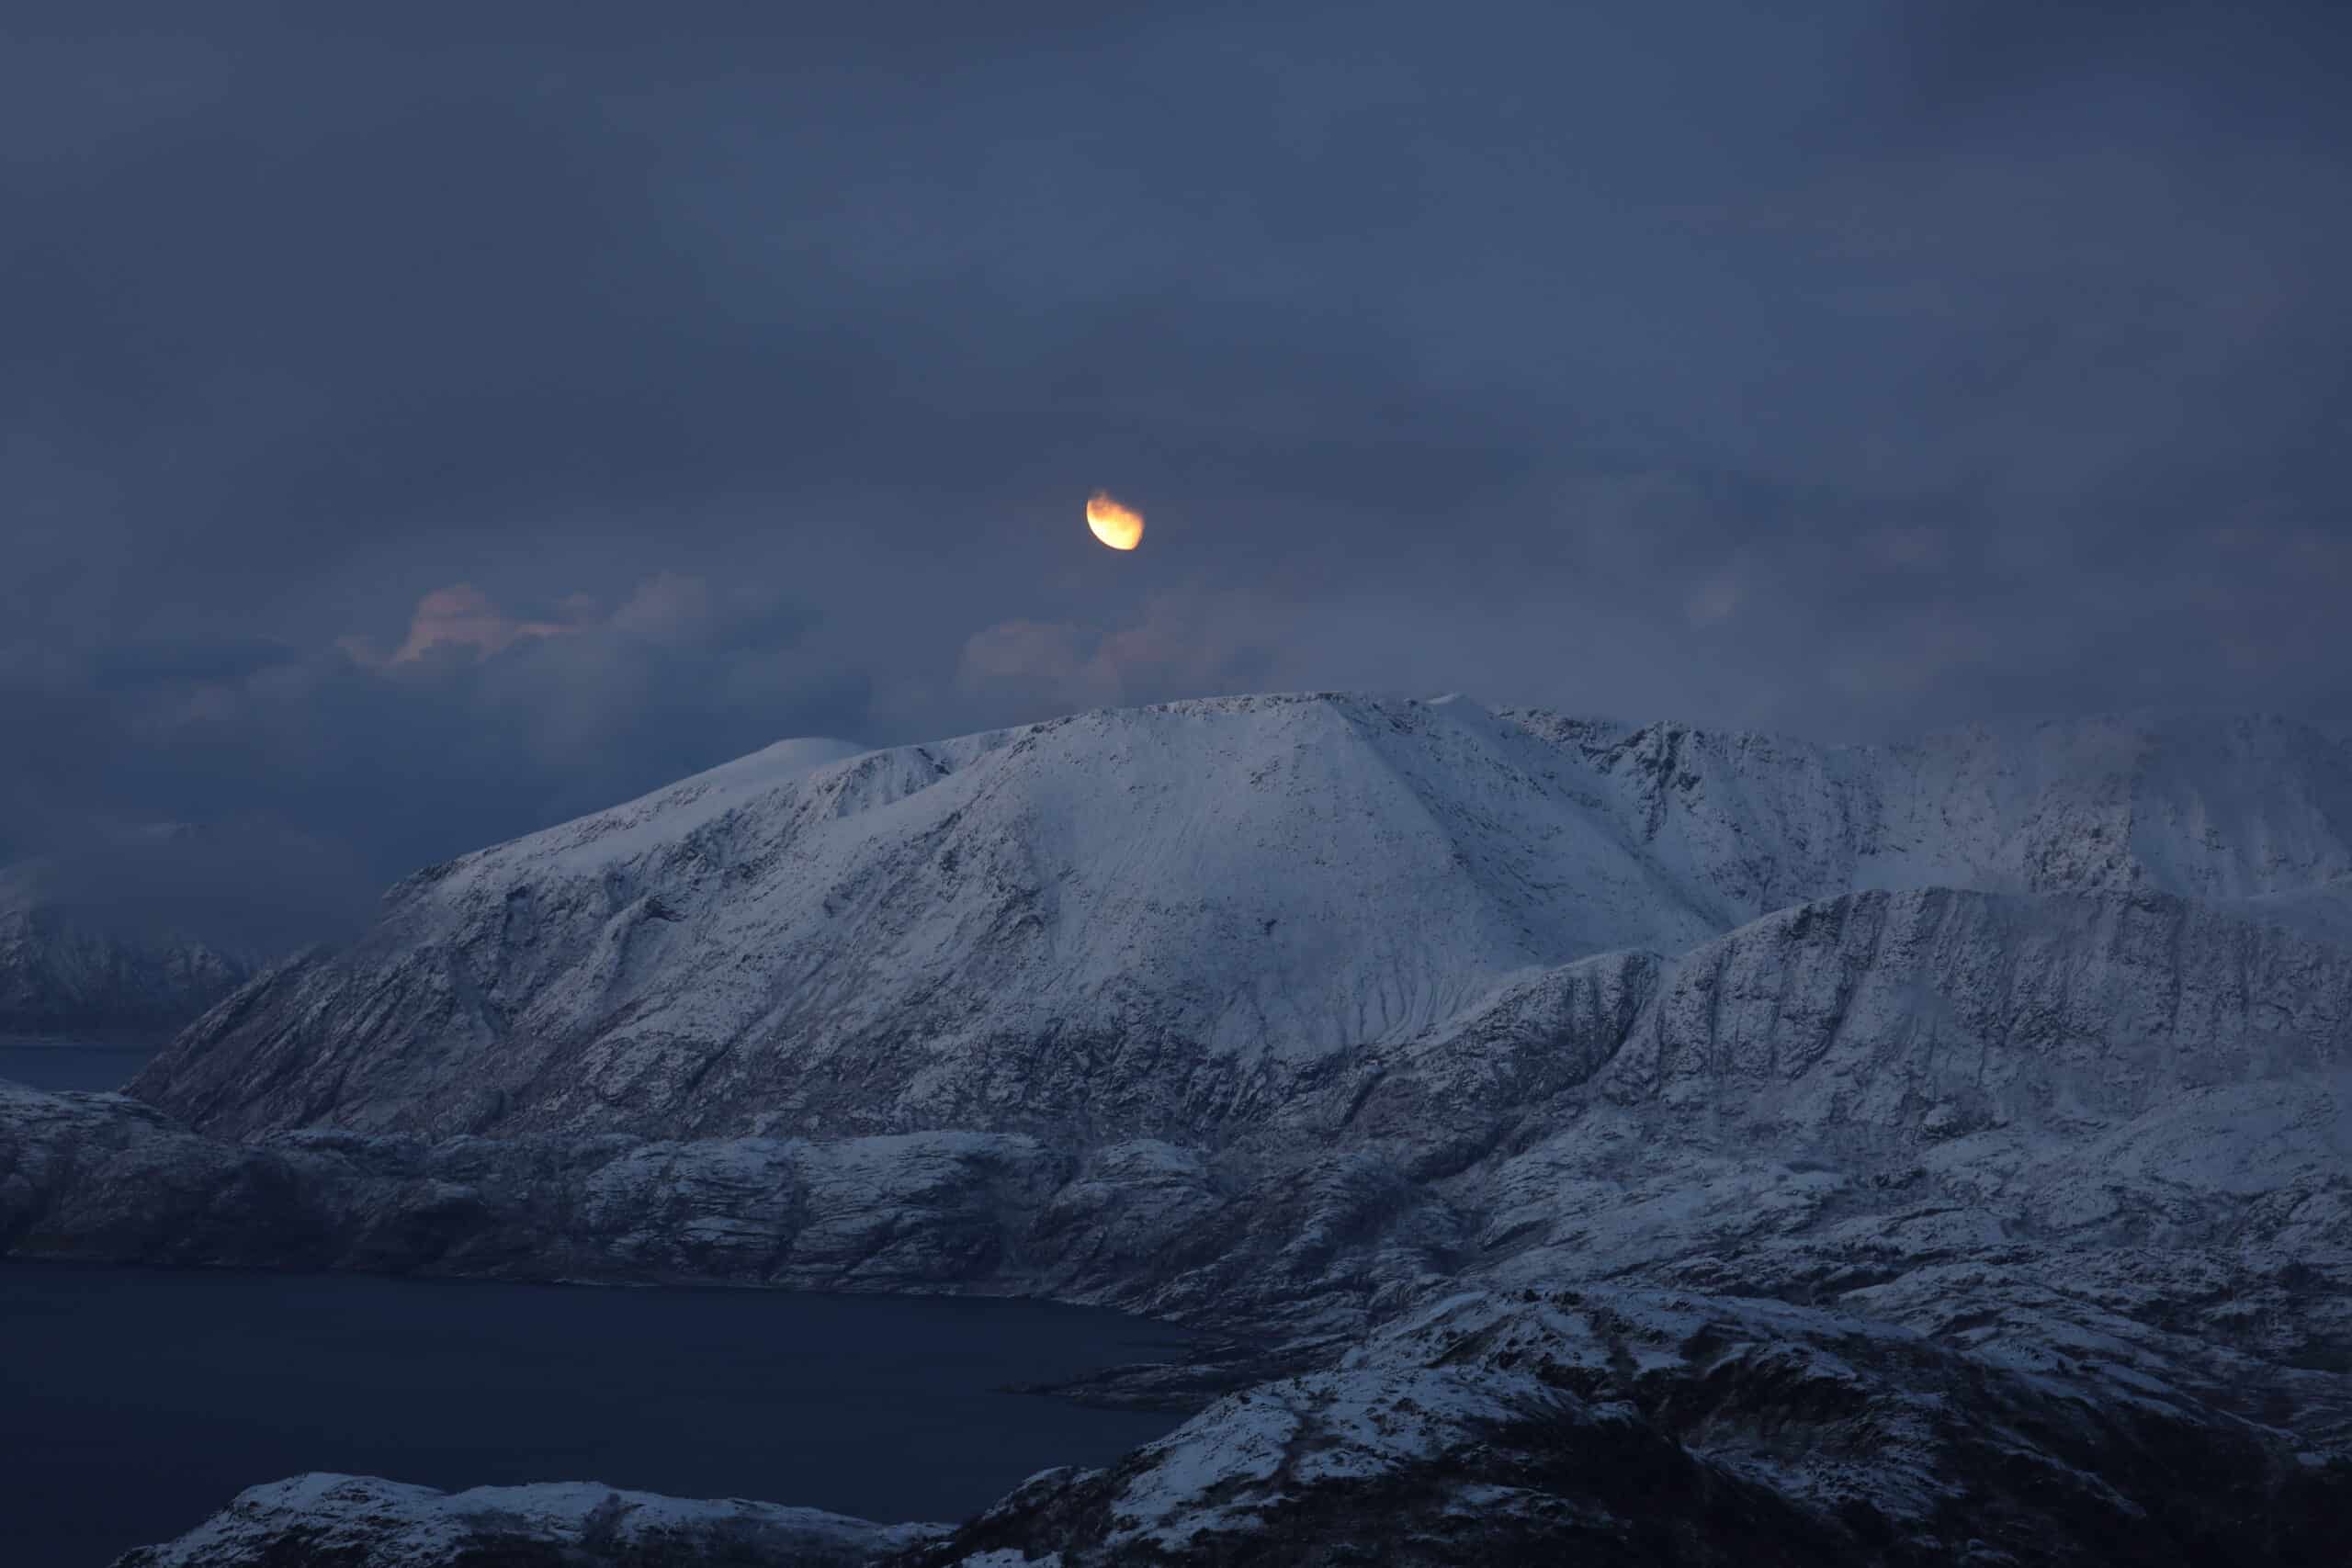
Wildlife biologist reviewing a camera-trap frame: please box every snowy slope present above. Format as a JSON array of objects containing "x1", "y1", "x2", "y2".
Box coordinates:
[
  {"x1": 900, "y1": 1282, "x2": 2346, "y2": 1568},
  {"x1": 132, "y1": 695, "x2": 2352, "y2": 1140},
  {"x1": 109, "y1": 1472, "x2": 944, "y2": 1567},
  {"x1": 1507, "y1": 706, "x2": 2352, "y2": 904}
]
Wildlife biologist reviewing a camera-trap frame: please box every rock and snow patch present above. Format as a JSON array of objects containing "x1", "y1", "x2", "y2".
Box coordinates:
[
  {"x1": 109, "y1": 1472, "x2": 945, "y2": 1567},
  {"x1": 894, "y1": 1287, "x2": 2350, "y2": 1567}
]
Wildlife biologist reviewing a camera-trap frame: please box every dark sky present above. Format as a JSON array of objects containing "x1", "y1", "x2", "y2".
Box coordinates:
[{"x1": 6, "y1": 0, "x2": 2350, "y2": 922}]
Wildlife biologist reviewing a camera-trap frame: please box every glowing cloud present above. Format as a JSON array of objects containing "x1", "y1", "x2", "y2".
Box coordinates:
[{"x1": 390, "y1": 583, "x2": 567, "y2": 663}]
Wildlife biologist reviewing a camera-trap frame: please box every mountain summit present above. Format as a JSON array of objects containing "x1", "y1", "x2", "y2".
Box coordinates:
[{"x1": 131, "y1": 694, "x2": 2352, "y2": 1141}]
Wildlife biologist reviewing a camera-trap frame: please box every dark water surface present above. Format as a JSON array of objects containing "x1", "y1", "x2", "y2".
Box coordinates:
[
  {"x1": 2, "y1": 1261, "x2": 1185, "y2": 1565},
  {"x1": 0, "y1": 1035, "x2": 162, "y2": 1093}
]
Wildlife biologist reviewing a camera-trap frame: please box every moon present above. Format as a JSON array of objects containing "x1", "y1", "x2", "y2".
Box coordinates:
[{"x1": 1086, "y1": 491, "x2": 1145, "y2": 551}]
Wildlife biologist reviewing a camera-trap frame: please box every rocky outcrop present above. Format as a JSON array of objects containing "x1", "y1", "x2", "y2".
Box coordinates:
[
  {"x1": 904, "y1": 1289, "x2": 2349, "y2": 1567},
  {"x1": 110, "y1": 1473, "x2": 944, "y2": 1567},
  {"x1": 0, "y1": 1081, "x2": 1075, "y2": 1295}
]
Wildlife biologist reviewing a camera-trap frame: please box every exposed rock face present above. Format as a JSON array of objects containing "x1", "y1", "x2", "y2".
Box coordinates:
[
  {"x1": 0, "y1": 1081, "x2": 1070, "y2": 1295},
  {"x1": 11, "y1": 696, "x2": 2349, "y2": 1564},
  {"x1": 20, "y1": 886, "x2": 2347, "y2": 1337},
  {"x1": 108, "y1": 1473, "x2": 944, "y2": 1567},
  {"x1": 906, "y1": 1289, "x2": 2349, "y2": 1567}
]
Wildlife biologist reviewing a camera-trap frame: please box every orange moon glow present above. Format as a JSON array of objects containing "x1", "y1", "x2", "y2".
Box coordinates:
[{"x1": 1085, "y1": 491, "x2": 1145, "y2": 551}]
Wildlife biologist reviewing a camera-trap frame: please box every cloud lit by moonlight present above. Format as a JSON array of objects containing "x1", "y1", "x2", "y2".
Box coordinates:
[{"x1": 1086, "y1": 491, "x2": 1145, "y2": 551}]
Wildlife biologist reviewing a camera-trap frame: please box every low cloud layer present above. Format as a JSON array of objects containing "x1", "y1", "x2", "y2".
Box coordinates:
[
  {"x1": 4, "y1": 1, "x2": 2349, "y2": 942},
  {"x1": 1, "y1": 567, "x2": 867, "y2": 910}
]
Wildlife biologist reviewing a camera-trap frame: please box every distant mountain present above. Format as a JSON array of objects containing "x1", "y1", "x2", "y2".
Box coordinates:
[
  {"x1": 133, "y1": 694, "x2": 2352, "y2": 1140},
  {"x1": 0, "y1": 859, "x2": 250, "y2": 1038},
  {"x1": 0, "y1": 818, "x2": 373, "y2": 1042}
]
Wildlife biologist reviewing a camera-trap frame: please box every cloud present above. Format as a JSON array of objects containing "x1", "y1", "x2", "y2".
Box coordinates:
[
  {"x1": 342, "y1": 572, "x2": 714, "y2": 668},
  {"x1": 957, "y1": 619, "x2": 1102, "y2": 702},
  {"x1": 1, "y1": 567, "x2": 870, "y2": 902},
  {"x1": 610, "y1": 571, "x2": 713, "y2": 642},
  {"x1": 955, "y1": 592, "x2": 1275, "y2": 716},
  {"x1": 387, "y1": 583, "x2": 571, "y2": 664},
  {"x1": 10, "y1": 818, "x2": 376, "y2": 958}
]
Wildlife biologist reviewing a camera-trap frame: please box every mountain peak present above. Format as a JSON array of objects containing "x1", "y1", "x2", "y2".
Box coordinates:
[{"x1": 128, "y1": 696, "x2": 2352, "y2": 1142}]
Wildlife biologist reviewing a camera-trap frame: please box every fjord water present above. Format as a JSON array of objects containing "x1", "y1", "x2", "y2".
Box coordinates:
[
  {"x1": 0, "y1": 1034, "x2": 162, "y2": 1092},
  {"x1": 3, "y1": 1266, "x2": 1184, "y2": 1565}
]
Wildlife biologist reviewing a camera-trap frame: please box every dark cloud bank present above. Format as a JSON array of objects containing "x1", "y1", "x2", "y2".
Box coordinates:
[{"x1": 4, "y1": 0, "x2": 2348, "y2": 934}]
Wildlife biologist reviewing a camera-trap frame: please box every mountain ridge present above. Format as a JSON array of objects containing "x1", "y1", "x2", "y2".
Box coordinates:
[
  {"x1": 1, "y1": 865, "x2": 251, "y2": 1038},
  {"x1": 130, "y1": 694, "x2": 2352, "y2": 1143}
]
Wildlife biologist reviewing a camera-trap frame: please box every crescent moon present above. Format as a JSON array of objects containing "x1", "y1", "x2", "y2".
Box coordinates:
[{"x1": 1086, "y1": 491, "x2": 1145, "y2": 551}]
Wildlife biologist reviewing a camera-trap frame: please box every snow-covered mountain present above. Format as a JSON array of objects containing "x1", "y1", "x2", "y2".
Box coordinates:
[
  {"x1": 109, "y1": 1473, "x2": 944, "y2": 1568},
  {"x1": 13, "y1": 694, "x2": 2348, "y2": 1564},
  {"x1": 0, "y1": 860, "x2": 251, "y2": 1037},
  {"x1": 130, "y1": 694, "x2": 2352, "y2": 1140}
]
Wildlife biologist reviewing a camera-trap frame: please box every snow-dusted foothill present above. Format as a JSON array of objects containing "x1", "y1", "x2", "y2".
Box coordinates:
[
  {"x1": 905, "y1": 1287, "x2": 2346, "y2": 1567},
  {"x1": 108, "y1": 1472, "x2": 944, "y2": 1568}
]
